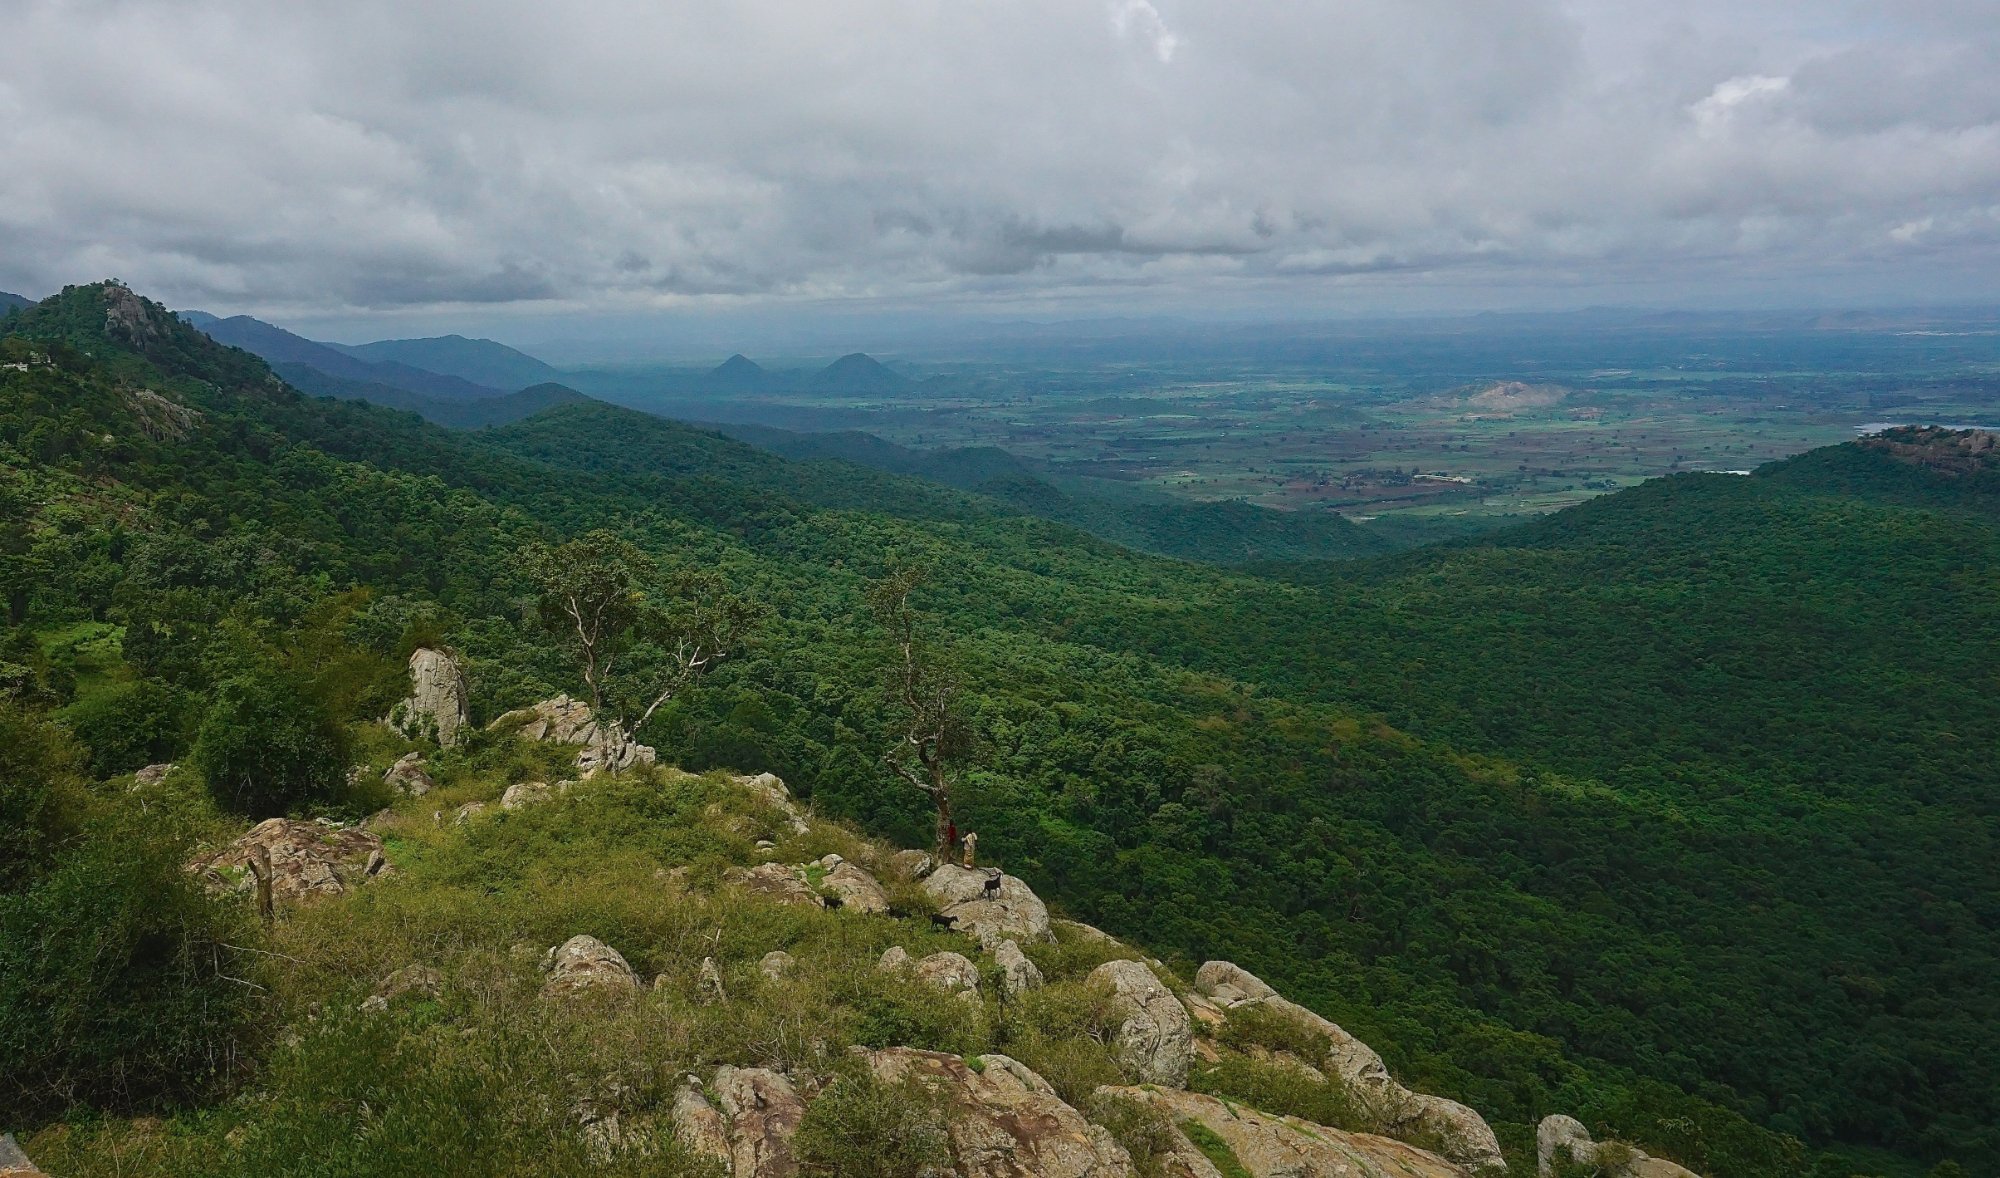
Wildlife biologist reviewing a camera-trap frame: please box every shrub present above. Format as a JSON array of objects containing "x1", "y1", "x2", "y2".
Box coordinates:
[
  {"x1": 60, "y1": 678, "x2": 186, "y2": 777},
  {"x1": 191, "y1": 665, "x2": 349, "y2": 815},
  {"x1": 792, "y1": 1063, "x2": 951, "y2": 1178}
]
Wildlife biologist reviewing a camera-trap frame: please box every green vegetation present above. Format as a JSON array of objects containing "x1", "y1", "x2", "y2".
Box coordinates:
[{"x1": 3, "y1": 283, "x2": 1997, "y2": 1175}]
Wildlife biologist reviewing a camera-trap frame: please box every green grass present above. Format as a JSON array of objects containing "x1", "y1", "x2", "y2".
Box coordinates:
[{"x1": 1180, "y1": 1119, "x2": 1255, "y2": 1178}]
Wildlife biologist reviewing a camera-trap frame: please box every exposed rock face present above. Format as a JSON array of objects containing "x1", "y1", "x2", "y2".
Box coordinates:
[
  {"x1": 1103, "y1": 1085, "x2": 1468, "y2": 1178},
  {"x1": 759, "y1": 950, "x2": 795, "y2": 981},
  {"x1": 994, "y1": 939, "x2": 1045, "y2": 998},
  {"x1": 693, "y1": 1066, "x2": 805, "y2": 1177},
  {"x1": 132, "y1": 762, "x2": 175, "y2": 787},
  {"x1": 187, "y1": 818, "x2": 384, "y2": 904},
  {"x1": 733, "y1": 772, "x2": 810, "y2": 834},
  {"x1": 0, "y1": 1134, "x2": 47, "y2": 1178},
  {"x1": 1089, "y1": 959, "x2": 1193, "y2": 1087},
  {"x1": 491, "y1": 693, "x2": 655, "y2": 777},
  {"x1": 361, "y1": 963, "x2": 443, "y2": 1012},
  {"x1": 863, "y1": 1048, "x2": 1134, "y2": 1178},
  {"x1": 1861, "y1": 425, "x2": 2000, "y2": 478},
  {"x1": 914, "y1": 950, "x2": 981, "y2": 997},
  {"x1": 814, "y1": 854, "x2": 889, "y2": 913},
  {"x1": 729, "y1": 862, "x2": 822, "y2": 907},
  {"x1": 389, "y1": 648, "x2": 469, "y2": 747},
  {"x1": 922, "y1": 864, "x2": 1053, "y2": 948},
  {"x1": 382, "y1": 751, "x2": 435, "y2": 797},
  {"x1": 541, "y1": 935, "x2": 641, "y2": 1000},
  {"x1": 672, "y1": 1076, "x2": 734, "y2": 1167},
  {"x1": 1537, "y1": 1116, "x2": 1702, "y2": 1178},
  {"x1": 1195, "y1": 961, "x2": 1503, "y2": 1173},
  {"x1": 888, "y1": 848, "x2": 936, "y2": 880},
  {"x1": 501, "y1": 780, "x2": 557, "y2": 810}
]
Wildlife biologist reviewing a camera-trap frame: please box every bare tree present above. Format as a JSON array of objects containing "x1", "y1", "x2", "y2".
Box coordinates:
[
  {"x1": 525, "y1": 530, "x2": 757, "y2": 770},
  {"x1": 869, "y1": 562, "x2": 970, "y2": 860}
]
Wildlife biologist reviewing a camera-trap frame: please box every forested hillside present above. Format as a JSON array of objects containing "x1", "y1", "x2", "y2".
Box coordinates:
[{"x1": 3, "y1": 283, "x2": 1994, "y2": 1176}]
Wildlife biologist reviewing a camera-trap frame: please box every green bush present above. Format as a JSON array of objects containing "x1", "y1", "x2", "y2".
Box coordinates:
[
  {"x1": 60, "y1": 678, "x2": 186, "y2": 777},
  {"x1": 191, "y1": 666, "x2": 349, "y2": 815},
  {"x1": 0, "y1": 801, "x2": 260, "y2": 1118},
  {"x1": 792, "y1": 1064, "x2": 951, "y2": 1178}
]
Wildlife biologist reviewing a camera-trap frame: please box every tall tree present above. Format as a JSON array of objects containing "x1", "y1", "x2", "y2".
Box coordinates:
[
  {"x1": 869, "y1": 562, "x2": 969, "y2": 860},
  {"x1": 524, "y1": 529, "x2": 756, "y2": 770}
]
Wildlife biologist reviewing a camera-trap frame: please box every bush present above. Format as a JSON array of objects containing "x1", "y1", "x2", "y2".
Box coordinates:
[
  {"x1": 191, "y1": 666, "x2": 349, "y2": 815},
  {"x1": 792, "y1": 1064, "x2": 951, "y2": 1178},
  {"x1": 0, "y1": 802, "x2": 260, "y2": 1118},
  {"x1": 60, "y1": 678, "x2": 186, "y2": 777},
  {"x1": 0, "y1": 702, "x2": 84, "y2": 885}
]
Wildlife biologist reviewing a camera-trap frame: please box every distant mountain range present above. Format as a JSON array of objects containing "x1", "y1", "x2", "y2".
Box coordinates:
[
  {"x1": 0, "y1": 292, "x2": 31, "y2": 313},
  {"x1": 697, "y1": 350, "x2": 914, "y2": 394},
  {"x1": 328, "y1": 334, "x2": 560, "y2": 391}
]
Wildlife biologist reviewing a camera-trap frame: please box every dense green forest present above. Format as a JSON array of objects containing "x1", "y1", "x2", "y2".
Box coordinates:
[{"x1": 3, "y1": 284, "x2": 1994, "y2": 1176}]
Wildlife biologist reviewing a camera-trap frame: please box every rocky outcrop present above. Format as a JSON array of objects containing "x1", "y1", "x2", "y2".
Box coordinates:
[
  {"x1": 673, "y1": 1067, "x2": 806, "y2": 1177},
  {"x1": 729, "y1": 863, "x2": 823, "y2": 907},
  {"x1": 0, "y1": 1135, "x2": 47, "y2": 1178},
  {"x1": 382, "y1": 751, "x2": 435, "y2": 796},
  {"x1": 878, "y1": 946, "x2": 913, "y2": 973},
  {"x1": 698, "y1": 957, "x2": 728, "y2": 1005},
  {"x1": 813, "y1": 854, "x2": 889, "y2": 913},
  {"x1": 541, "y1": 935, "x2": 641, "y2": 1000},
  {"x1": 862, "y1": 1048, "x2": 1134, "y2": 1178},
  {"x1": 453, "y1": 801, "x2": 488, "y2": 823},
  {"x1": 187, "y1": 818, "x2": 385, "y2": 904},
  {"x1": 132, "y1": 762, "x2": 175, "y2": 787},
  {"x1": 491, "y1": 693, "x2": 655, "y2": 777},
  {"x1": 388, "y1": 647, "x2": 469, "y2": 747},
  {"x1": 1194, "y1": 961, "x2": 1503, "y2": 1173},
  {"x1": 922, "y1": 864, "x2": 1053, "y2": 948},
  {"x1": 501, "y1": 779, "x2": 566, "y2": 810},
  {"x1": 1537, "y1": 1116, "x2": 1701, "y2": 1178},
  {"x1": 733, "y1": 772, "x2": 810, "y2": 834},
  {"x1": 913, "y1": 950, "x2": 981, "y2": 997},
  {"x1": 995, "y1": 939, "x2": 1045, "y2": 998},
  {"x1": 1103, "y1": 1085, "x2": 1468, "y2": 1178},
  {"x1": 759, "y1": 950, "x2": 795, "y2": 981},
  {"x1": 1090, "y1": 959, "x2": 1194, "y2": 1087},
  {"x1": 887, "y1": 848, "x2": 936, "y2": 879},
  {"x1": 360, "y1": 963, "x2": 443, "y2": 1012}
]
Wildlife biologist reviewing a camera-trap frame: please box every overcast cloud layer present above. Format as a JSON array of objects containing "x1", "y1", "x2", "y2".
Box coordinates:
[{"x1": 2, "y1": 0, "x2": 1997, "y2": 322}]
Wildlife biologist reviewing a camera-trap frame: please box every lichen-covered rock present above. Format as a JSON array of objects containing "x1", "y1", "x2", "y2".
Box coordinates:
[
  {"x1": 382, "y1": 751, "x2": 435, "y2": 797},
  {"x1": 491, "y1": 693, "x2": 655, "y2": 777},
  {"x1": 540, "y1": 935, "x2": 641, "y2": 1000},
  {"x1": 914, "y1": 950, "x2": 981, "y2": 996},
  {"x1": 360, "y1": 963, "x2": 443, "y2": 1012},
  {"x1": 453, "y1": 801, "x2": 488, "y2": 824},
  {"x1": 0, "y1": 1134, "x2": 48, "y2": 1178},
  {"x1": 1537, "y1": 1116, "x2": 1702, "y2": 1178},
  {"x1": 759, "y1": 950, "x2": 795, "y2": 981},
  {"x1": 922, "y1": 864, "x2": 1052, "y2": 948},
  {"x1": 1193, "y1": 960, "x2": 1503, "y2": 1172},
  {"x1": 887, "y1": 848, "x2": 936, "y2": 880},
  {"x1": 712, "y1": 1066, "x2": 806, "y2": 1177},
  {"x1": 729, "y1": 862, "x2": 822, "y2": 907},
  {"x1": 187, "y1": 818, "x2": 384, "y2": 904},
  {"x1": 132, "y1": 762, "x2": 175, "y2": 787},
  {"x1": 388, "y1": 647, "x2": 469, "y2": 747},
  {"x1": 814, "y1": 855, "x2": 889, "y2": 913},
  {"x1": 863, "y1": 1048, "x2": 1134, "y2": 1178},
  {"x1": 672, "y1": 1076, "x2": 733, "y2": 1167},
  {"x1": 698, "y1": 956, "x2": 728, "y2": 1005},
  {"x1": 994, "y1": 939, "x2": 1045, "y2": 998},
  {"x1": 1102, "y1": 1085, "x2": 1468, "y2": 1178},
  {"x1": 1089, "y1": 959, "x2": 1193, "y2": 1087},
  {"x1": 733, "y1": 772, "x2": 810, "y2": 834},
  {"x1": 878, "y1": 946, "x2": 913, "y2": 973},
  {"x1": 501, "y1": 780, "x2": 554, "y2": 810}
]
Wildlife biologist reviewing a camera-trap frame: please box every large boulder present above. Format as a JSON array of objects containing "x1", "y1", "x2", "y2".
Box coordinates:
[
  {"x1": 540, "y1": 935, "x2": 641, "y2": 1000},
  {"x1": 490, "y1": 693, "x2": 655, "y2": 777},
  {"x1": 0, "y1": 1135, "x2": 48, "y2": 1178},
  {"x1": 672, "y1": 1067, "x2": 806, "y2": 1177},
  {"x1": 913, "y1": 950, "x2": 981, "y2": 997},
  {"x1": 862, "y1": 1048, "x2": 1134, "y2": 1178},
  {"x1": 733, "y1": 772, "x2": 810, "y2": 834},
  {"x1": 1089, "y1": 959, "x2": 1194, "y2": 1087},
  {"x1": 922, "y1": 864, "x2": 1053, "y2": 948},
  {"x1": 814, "y1": 855, "x2": 889, "y2": 913},
  {"x1": 187, "y1": 818, "x2": 385, "y2": 904},
  {"x1": 1193, "y1": 961, "x2": 1503, "y2": 1172},
  {"x1": 388, "y1": 647, "x2": 469, "y2": 747},
  {"x1": 382, "y1": 751, "x2": 435, "y2": 797},
  {"x1": 1102, "y1": 1085, "x2": 1467, "y2": 1178},
  {"x1": 1537, "y1": 1116, "x2": 1702, "y2": 1178},
  {"x1": 994, "y1": 939, "x2": 1045, "y2": 998},
  {"x1": 728, "y1": 862, "x2": 823, "y2": 908}
]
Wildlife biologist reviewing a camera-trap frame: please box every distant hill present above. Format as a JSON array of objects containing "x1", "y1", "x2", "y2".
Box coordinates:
[
  {"x1": 0, "y1": 291, "x2": 30, "y2": 314},
  {"x1": 182, "y1": 312, "x2": 504, "y2": 402},
  {"x1": 811, "y1": 352, "x2": 910, "y2": 393},
  {"x1": 274, "y1": 362, "x2": 588, "y2": 428},
  {"x1": 709, "y1": 353, "x2": 773, "y2": 389},
  {"x1": 328, "y1": 334, "x2": 559, "y2": 391}
]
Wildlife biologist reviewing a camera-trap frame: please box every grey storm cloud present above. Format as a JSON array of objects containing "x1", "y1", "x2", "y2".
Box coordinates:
[{"x1": 1, "y1": 0, "x2": 1996, "y2": 315}]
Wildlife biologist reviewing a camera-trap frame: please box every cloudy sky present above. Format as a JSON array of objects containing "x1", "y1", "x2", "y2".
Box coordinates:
[{"x1": 2, "y1": 0, "x2": 1996, "y2": 338}]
